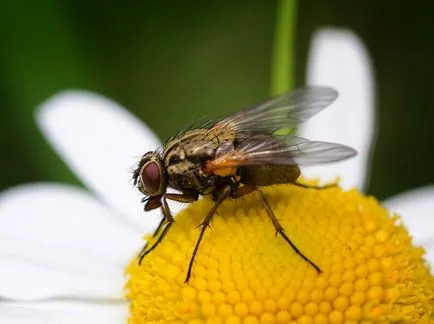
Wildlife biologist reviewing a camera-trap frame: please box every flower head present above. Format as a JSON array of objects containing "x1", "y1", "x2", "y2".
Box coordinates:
[
  {"x1": 1, "y1": 26, "x2": 434, "y2": 324},
  {"x1": 127, "y1": 184, "x2": 434, "y2": 323}
]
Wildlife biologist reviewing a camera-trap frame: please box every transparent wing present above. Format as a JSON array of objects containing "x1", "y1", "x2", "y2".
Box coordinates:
[
  {"x1": 212, "y1": 86, "x2": 338, "y2": 135},
  {"x1": 206, "y1": 135, "x2": 357, "y2": 171}
]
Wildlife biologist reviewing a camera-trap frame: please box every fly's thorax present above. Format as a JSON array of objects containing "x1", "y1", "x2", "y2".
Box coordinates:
[
  {"x1": 163, "y1": 129, "x2": 235, "y2": 162},
  {"x1": 163, "y1": 128, "x2": 236, "y2": 192},
  {"x1": 166, "y1": 158, "x2": 221, "y2": 194},
  {"x1": 166, "y1": 159, "x2": 199, "y2": 188}
]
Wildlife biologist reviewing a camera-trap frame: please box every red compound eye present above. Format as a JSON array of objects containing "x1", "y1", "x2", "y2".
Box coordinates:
[{"x1": 140, "y1": 161, "x2": 161, "y2": 195}]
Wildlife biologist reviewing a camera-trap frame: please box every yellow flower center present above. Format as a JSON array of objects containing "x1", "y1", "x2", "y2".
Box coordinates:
[{"x1": 126, "y1": 183, "x2": 434, "y2": 323}]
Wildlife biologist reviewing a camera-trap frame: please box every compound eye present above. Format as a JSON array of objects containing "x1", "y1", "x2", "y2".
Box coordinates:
[{"x1": 140, "y1": 161, "x2": 162, "y2": 195}]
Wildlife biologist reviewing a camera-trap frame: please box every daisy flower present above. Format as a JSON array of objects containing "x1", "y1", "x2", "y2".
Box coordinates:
[{"x1": 0, "y1": 29, "x2": 433, "y2": 323}]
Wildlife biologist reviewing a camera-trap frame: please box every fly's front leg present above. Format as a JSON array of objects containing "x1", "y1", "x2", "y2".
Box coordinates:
[
  {"x1": 138, "y1": 196, "x2": 175, "y2": 265},
  {"x1": 145, "y1": 196, "x2": 165, "y2": 238},
  {"x1": 152, "y1": 217, "x2": 166, "y2": 238},
  {"x1": 137, "y1": 191, "x2": 199, "y2": 266},
  {"x1": 165, "y1": 189, "x2": 199, "y2": 203},
  {"x1": 137, "y1": 196, "x2": 162, "y2": 264},
  {"x1": 142, "y1": 197, "x2": 166, "y2": 239}
]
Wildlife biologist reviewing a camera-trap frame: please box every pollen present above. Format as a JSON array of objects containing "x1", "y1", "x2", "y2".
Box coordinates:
[{"x1": 125, "y1": 183, "x2": 434, "y2": 323}]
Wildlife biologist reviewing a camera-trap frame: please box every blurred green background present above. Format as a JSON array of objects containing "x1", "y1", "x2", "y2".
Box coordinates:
[{"x1": 1, "y1": 1, "x2": 434, "y2": 200}]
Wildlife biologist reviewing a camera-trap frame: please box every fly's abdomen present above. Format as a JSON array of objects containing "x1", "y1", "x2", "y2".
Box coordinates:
[{"x1": 239, "y1": 165, "x2": 300, "y2": 186}]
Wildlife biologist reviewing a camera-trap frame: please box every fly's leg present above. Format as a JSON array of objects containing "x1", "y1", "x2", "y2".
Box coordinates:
[
  {"x1": 231, "y1": 184, "x2": 257, "y2": 198},
  {"x1": 152, "y1": 217, "x2": 167, "y2": 238},
  {"x1": 138, "y1": 196, "x2": 173, "y2": 265},
  {"x1": 143, "y1": 196, "x2": 164, "y2": 238},
  {"x1": 292, "y1": 182, "x2": 337, "y2": 190},
  {"x1": 232, "y1": 185, "x2": 321, "y2": 273},
  {"x1": 185, "y1": 185, "x2": 231, "y2": 283},
  {"x1": 257, "y1": 189, "x2": 322, "y2": 273},
  {"x1": 165, "y1": 189, "x2": 199, "y2": 203},
  {"x1": 137, "y1": 191, "x2": 198, "y2": 265}
]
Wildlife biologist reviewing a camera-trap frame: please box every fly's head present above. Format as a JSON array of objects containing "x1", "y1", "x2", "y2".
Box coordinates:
[{"x1": 133, "y1": 151, "x2": 167, "y2": 197}]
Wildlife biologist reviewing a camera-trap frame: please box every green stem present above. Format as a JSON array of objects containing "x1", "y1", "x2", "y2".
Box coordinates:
[{"x1": 270, "y1": 0, "x2": 298, "y2": 96}]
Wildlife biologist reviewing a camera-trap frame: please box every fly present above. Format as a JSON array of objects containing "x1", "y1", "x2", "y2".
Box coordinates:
[{"x1": 132, "y1": 87, "x2": 357, "y2": 282}]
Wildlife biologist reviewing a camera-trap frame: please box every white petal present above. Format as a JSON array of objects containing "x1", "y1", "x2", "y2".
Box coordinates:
[
  {"x1": 301, "y1": 28, "x2": 376, "y2": 191},
  {"x1": 0, "y1": 184, "x2": 143, "y2": 300},
  {"x1": 383, "y1": 185, "x2": 434, "y2": 245},
  {"x1": 424, "y1": 244, "x2": 434, "y2": 270},
  {"x1": 0, "y1": 300, "x2": 128, "y2": 324},
  {"x1": 36, "y1": 90, "x2": 164, "y2": 234}
]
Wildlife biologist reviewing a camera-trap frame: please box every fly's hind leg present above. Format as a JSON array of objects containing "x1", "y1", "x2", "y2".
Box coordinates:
[
  {"x1": 257, "y1": 189, "x2": 322, "y2": 273},
  {"x1": 231, "y1": 185, "x2": 321, "y2": 273},
  {"x1": 292, "y1": 181, "x2": 337, "y2": 190},
  {"x1": 231, "y1": 184, "x2": 257, "y2": 198}
]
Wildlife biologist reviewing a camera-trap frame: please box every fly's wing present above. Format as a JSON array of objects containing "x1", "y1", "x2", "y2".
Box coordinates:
[
  {"x1": 205, "y1": 135, "x2": 357, "y2": 172},
  {"x1": 211, "y1": 87, "x2": 338, "y2": 135}
]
